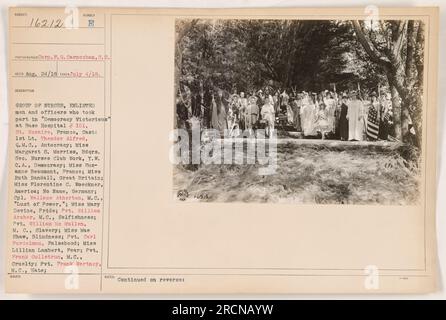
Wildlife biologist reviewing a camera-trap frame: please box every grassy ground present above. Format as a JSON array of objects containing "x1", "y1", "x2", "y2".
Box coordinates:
[{"x1": 173, "y1": 139, "x2": 420, "y2": 205}]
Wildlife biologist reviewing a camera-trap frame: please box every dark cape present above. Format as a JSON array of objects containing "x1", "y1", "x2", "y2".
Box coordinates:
[{"x1": 339, "y1": 103, "x2": 349, "y2": 140}]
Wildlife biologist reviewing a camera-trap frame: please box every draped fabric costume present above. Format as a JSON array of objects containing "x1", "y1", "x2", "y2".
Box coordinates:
[
  {"x1": 338, "y1": 103, "x2": 349, "y2": 140},
  {"x1": 211, "y1": 97, "x2": 227, "y2": 135},
  {"x1": 347, "y1": 100, "x2": 364, "y2": 141},
  {"x1": 280, "y1": 91, "x2": 289, "y2": 112},
  {"x1": 291, "y1": 99, "x2": 302, "y2": 131},
  {"x1": 286, "y1": 104, "x2": 294, "y2": 123},
  {"x1": 301, "y1": 102, "x2": 317, "y2": 136},
  {"x1": 366, "y1": 102, "x2": 380, "y2": 141},
  {"x1": 324, "y1": 98, "x2": 336, "y2": 132}
]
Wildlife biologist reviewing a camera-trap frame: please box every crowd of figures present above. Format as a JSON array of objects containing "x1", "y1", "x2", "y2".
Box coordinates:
[{"x1": 176, "y1": 86, "x2": 402, "y2": 142}]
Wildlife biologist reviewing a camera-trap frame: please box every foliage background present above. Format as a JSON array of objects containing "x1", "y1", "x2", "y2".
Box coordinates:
[{"x1": 175, "y1": 19, "x2": 425, "y2": 144}]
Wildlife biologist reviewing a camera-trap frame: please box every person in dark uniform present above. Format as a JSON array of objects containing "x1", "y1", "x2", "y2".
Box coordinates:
[{"x1": 256, "y1": 90, "x2": 265, "y2": 125}]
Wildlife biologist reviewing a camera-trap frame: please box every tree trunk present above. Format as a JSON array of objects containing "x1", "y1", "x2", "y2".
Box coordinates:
[
  {"x1": 174, "y1": 20, "x2": 199, "y2": 101},
  {"x1": 390, "y1": 84, "x2": 402, "y2": 140},
  {"x1": 401, "y1": 100, "x2": 410, "y2": 141},
  {"x1": 352, "y1": 20, "x2": 420, "y2": 144}
]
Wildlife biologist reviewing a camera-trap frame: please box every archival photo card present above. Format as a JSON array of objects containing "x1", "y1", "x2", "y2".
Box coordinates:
[{"x1": 5, "y1": 7, "x2": 439, "y2": 294}]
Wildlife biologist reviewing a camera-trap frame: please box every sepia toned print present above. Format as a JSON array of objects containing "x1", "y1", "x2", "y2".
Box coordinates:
[
  {"x1": 173, "y1": 19, "x2": 425, "y2": 205},
  {"x1": 5, "y1": 7, "x2": 438, "y2": 294}
]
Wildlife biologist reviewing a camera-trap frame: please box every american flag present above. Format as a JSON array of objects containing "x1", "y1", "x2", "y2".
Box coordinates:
[{"x1": 366, "y1": 105, "x2": 380, "y2": 141}]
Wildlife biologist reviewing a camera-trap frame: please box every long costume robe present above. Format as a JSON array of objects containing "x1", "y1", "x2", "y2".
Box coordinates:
[
  {"x1": 291, "y1": 100, "x2": 302, "y2": 131},
  {"x1": 286, "y1": 104, "x2": 294, "y2": 123},
  {"x1": 324, "y1": 98, "x2": 336, "y2": 132},
  {"x1": 301, "y1": 103, "x2": 317, "y2": 136},
  {"x1": 211, "y1": 98, "x2": 227, "y2": 135},
  {"x1": 338, "y1": 103, "x2": 349, "y2": 140},
  {"x1": 347, "y1": 99, "x2": 365, "y2": 141}
]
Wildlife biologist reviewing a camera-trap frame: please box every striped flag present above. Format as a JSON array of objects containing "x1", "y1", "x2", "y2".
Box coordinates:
[{"x1": 366, "y1": 105, "x2": 380, "y2": 141}]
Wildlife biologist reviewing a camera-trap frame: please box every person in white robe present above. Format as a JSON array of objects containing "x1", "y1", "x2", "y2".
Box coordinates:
[
  {"x1": 347, "y1": 92, "x2": 365, "y2": 141},
  {"x1": 300, "y1": 93, "x2": 317, "y2": 136},
  {"x1": 323, "y1": 92, "x2": 336, "y2": 133}
]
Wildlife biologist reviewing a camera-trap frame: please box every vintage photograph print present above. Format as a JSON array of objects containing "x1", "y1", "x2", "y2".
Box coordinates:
[{"x1": 172, "y1": 19, "x2": 425, "y2": 205}]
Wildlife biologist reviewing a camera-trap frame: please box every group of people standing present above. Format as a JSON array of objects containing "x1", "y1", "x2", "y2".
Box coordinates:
[{"x1": 176, "y1": 85, "x2": 395, "y2": 141}]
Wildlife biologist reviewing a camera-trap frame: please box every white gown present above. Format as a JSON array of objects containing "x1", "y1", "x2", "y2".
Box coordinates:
[
  {"x1": 301, "y1": 103, "x2": 316, "y2": 136},
  {"x1": 347, "y1": 100, "x2": 365, "y2": 141}
]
